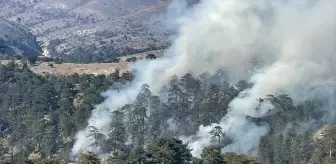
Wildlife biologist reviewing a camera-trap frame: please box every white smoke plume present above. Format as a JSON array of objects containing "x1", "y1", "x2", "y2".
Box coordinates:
[
  {"x1": 72, "y1": 0, "x2": 336, "y2": 158},
  {"x1": 180, "y1": 0, "x2": 336, "y2": 157}
]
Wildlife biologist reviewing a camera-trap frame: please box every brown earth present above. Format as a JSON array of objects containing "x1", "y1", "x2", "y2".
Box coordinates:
[
  {"x1": 30, "y1": 49, "x2": 164, "y2": 76},
  {"x1": 30, "y1": 62, "x2": 129, "y2": 76}
]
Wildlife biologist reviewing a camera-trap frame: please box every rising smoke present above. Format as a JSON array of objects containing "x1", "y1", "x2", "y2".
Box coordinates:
[{"x1": 72, "y1": 0, "x2": 336, "y2": 158}]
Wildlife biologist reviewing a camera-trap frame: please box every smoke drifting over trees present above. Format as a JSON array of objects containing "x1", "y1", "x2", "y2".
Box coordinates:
[
  {"x1": 72, "y1": 0, "x2": 336, "y2": 160},
  {"x1": 3, "y1": 0, "x2": 336, "y2": 163}
]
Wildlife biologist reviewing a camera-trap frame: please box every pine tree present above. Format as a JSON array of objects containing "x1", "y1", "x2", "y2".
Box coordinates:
[
  {"x1": 88, "y1": 126, "x2": 106, "y2": 150},
  {"x1": 106, "y1": 110, "x2": 126, "y2": 154},
  {"x1": 273, "y1": 134, "x2": 284, "y2": 164},
  {"x1": 146, "y1": 137, "x2": 192, "y2": 164},
  {"x1": 210, "y1": 126, "x2": 225, "y2": 145},
  {"x1": 308, "y1": 142, "x2": 325, "y2": 164},
  {"x1": 127, "y1": 146, "x2": 147, "y2": 164}
]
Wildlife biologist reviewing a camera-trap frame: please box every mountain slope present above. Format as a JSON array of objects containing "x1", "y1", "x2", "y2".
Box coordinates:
[
  {"x1": 0, "y1": 0, "x2": 171, "y2": 61},
  {"x1": 0, "y1": 19, "x2": 41, "y2": 56}
]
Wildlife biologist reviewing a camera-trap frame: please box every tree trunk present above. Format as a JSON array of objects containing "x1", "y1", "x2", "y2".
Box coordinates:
[
  {"x1": 11, "y1": 146, "x2": 14, "y2": 164},
  {"x1": 329, "y1": 138, "x2": 332, "y2": 157}
]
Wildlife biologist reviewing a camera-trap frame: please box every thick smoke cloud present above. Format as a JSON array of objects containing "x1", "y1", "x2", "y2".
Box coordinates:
[
  {"x1": 72, "y1": 0, "x2": 336, "y2": 158},
  {"x1": 180, "y1": 0, "x2": 336, "y2": 157}
]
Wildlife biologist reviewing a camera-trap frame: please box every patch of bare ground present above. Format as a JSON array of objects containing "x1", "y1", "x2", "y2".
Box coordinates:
[
  {"x1": 30, "y1": 49, "x2": 164, "y2": 76},
  {"x1": 30, "y1": 62, "x2": 129, "y2": 76}
]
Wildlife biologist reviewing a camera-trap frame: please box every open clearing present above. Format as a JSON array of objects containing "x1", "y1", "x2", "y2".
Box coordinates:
[
  {"x1": 30, "y1": 62, "x2": 130, "y2": 76},
  {"x1": 29, "y1": 49, "x2": 164, "y2": 76}
]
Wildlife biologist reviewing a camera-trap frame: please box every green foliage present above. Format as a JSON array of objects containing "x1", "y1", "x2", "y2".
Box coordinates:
[
  {"x1": 146, "y1": 138, "x2": 192, "y2": 164},
  {"x1": 3, "y1": 63, "x2": 336, "y2": 164},
  {"x1": 37, "y1": 158, "x2": 61, "y2": 164},
  {"x1": 201, "y1": 146, "x2": 225, "y2": 164},
  {"x1": 107, "y1": 152, "x2": 129, "y2": 164},
  {"x1": 76, "y1": 152, "x2": 100, "y2": 164},
  {"x1": 23, "y1": 159, "x2": 36, "y2": 164},
  {"x1": 322, "y1": 157, "x2": 336, "y2": 164},
  {"x1": 223, "y1": 152, "x2": 260, "y2": 164},
  {"x1": 22, "y1": 158, "x2": 61, "y2": 164},
  {"x1": 0, "y1": 64, "x2": 131, "y2": 162},
  {"x1": 191, "y1": 157, "x2": 203, "y2": 164},
  {"x1": 105, "y1": 111, "x2": 127, "y2": 154},
  {"x1": 127, "y1": 146, "x2": 147, "y2": 164},
  {"x1": 257, "y1": 93, "x2": 336, "y2": 164}
]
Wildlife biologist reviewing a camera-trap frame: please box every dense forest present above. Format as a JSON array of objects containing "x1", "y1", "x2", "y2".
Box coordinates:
[
  {"x1": 0, "y1": 60, "x2": 132, "y2": 163},
  {"x1": 1, "y1": 61, "x2": 336, "y2": 164}
]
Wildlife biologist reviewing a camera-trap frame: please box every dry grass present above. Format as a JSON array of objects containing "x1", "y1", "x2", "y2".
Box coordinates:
[
  {"x1": 30, "y1": 49, "x2": 164, "y2": 76},
  {"x1": 30, "y1": 62, "x2": 130, "y2": 76}
]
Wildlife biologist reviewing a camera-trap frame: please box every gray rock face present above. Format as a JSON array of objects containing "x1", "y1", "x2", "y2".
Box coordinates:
[{"x1": 0, "y1": 19, "x2": 42, "y2": 56}]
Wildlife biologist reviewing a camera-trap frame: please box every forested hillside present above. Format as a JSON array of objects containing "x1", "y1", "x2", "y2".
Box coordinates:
[
  {"x1": 1, "y1": 61, "x2": 336, "y2": 163},
  {"x1": 0, "y1": 61, "x2": 133, "y2": 163}
]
